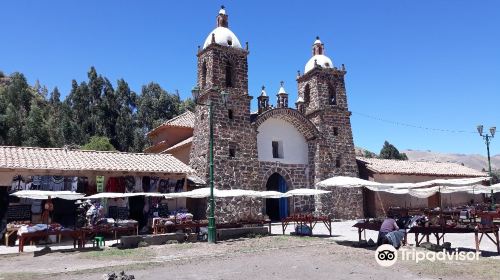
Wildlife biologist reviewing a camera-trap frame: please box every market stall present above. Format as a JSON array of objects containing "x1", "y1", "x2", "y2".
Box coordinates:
[
  {"x1": 319, "y1": 176, "x2": 498, "y2": 251},
  {"x1": 152, "y1": 188, "x2": 269, "y2": 235},
  {"x1": 0, "y1": 146, "x2": 194, "y2": 250},
  {"x1": 278, "y1": 188, "x2": 332, "y2": 236}
]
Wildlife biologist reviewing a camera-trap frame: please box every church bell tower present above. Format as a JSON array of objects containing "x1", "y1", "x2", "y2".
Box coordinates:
[{"x1": 190, "y1": 6, "x2": 259, "y2": 195}]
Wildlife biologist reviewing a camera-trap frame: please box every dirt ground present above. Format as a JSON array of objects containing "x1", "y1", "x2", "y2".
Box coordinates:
[{"x1": 0, "y1": 236, "x2": 499, "y2": 280}]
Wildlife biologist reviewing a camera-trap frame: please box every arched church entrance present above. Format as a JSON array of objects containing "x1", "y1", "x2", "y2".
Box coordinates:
[{"x1": 265, "y1": 173, "x2": 289, "y2": 221}]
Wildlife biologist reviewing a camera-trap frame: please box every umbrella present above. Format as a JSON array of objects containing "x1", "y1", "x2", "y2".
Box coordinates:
[{"x1": 11, "y1": 190, "x2": 85, "y2": 200}]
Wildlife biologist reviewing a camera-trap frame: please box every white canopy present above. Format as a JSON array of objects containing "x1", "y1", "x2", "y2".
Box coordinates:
[
  {"x1": 11, "y1": 190, "x2": 85, "y2": 200},
  {"x1": 467, "y1": 184, "x2": 500, "y2": 194},
  {"x1": 391, "y1": 177, "x2": 490, "y2": 190},
  {"x1": 316, "y1": 176, "x2": 394, "y2": 192},
  {"x1": 86, "y1": 192, "x2": 138, "y2": 199},
  {"x1": 163, "y1": 188, "x2": 262, "y2": 199},
  {"x1": 258, "y1": 191, "x2": 288, "y2": 198},
  {"x1": 315, "y1": 176, "x2": 491, "y2": 198},
  {"x1": 285, "y1": 188, "x2": 330, "y2": 196}
]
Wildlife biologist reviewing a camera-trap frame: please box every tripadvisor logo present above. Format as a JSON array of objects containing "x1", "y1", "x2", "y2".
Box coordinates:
[
  {"x1": 375, "y1": 244, "x2": 398, "y2": 267},
  {"x1": 375, "y1": 244, "x2": 480, "y2": 267}
]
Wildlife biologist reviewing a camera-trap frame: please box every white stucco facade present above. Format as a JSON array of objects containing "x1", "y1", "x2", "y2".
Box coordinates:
[{"x1": 257, "y1": 118, "x2": 308, "y2": 164}]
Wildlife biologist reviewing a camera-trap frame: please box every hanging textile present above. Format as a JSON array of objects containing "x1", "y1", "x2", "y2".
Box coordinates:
[{"x1": 134, "y1": 176, "x2": 143, "y2": 192}]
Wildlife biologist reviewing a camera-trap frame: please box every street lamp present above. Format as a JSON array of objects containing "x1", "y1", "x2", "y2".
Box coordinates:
[
  {"x1": 477, "y1": 124, "x2": 496, "y2": 208},
  {"x1": 191, "y1": 86, "x2": 229, "y2": 243}
]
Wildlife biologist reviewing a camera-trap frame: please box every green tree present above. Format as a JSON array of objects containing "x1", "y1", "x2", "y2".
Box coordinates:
[
  {"x1": 363, "y1": 150, "x2": 378, "y2": 158},
  {"x1": 23, "y1": 99, "x2": 50, "y2": 147},
  {"x1": 180, "y1": 98, "x2": 196, "y2": 113},
  {"x1": 46, "y1": 87, "x2": 65, "y2": 147},
  {"x1": 114, "y1": 79, "x2": 136, "y2": 152},
  {"x1": 1, "y1": 73, "x2": 34, "y2": 145},
  {"x1": 137, "y1": 82, "x2": 182, "y2": 131},
  {"x1": 82, "y1": 136, "x2": 116, "y2": 151},
  {"x1": 379, "y1": 141, "x2": 408, "y2": 160}
]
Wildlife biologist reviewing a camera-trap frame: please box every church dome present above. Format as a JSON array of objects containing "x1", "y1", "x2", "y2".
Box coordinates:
[
  {"x1": 304, "y1": 36, "x2": 333, "y2": 73},
  {"x1": 202, "y1": 6, "x2": 242, "y2": 49},
  {"x1": 304, "y1": 54, "x2": 333, "y2": 73},
  {"x1": 203, "y1": 27, "x2": 242, "y2": 49}
]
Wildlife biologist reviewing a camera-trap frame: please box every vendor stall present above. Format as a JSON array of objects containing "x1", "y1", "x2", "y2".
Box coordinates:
[
  {"x1": 408, "y1": 225, "x2": 499, "y2": 254},
  {"x1": 0, "y1": 146, "x2": 194, "y2": 250}
]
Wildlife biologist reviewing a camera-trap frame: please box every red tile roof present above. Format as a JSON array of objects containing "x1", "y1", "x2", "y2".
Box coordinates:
[
  {"x1": 0, "y1": 146, "x2": 194, "y2": 174},
  {"x1": 357, "y1": 157, "x2": 486, "y2": 177}
]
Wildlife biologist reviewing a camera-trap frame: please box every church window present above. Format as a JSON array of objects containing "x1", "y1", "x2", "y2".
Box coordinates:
[
  {"x1": 201, "y1": 62, "x2": 207, "y2": 88},
  {"x1": 228, "y1": 109, "x2": 234, "y2": 119},
  {"x1": 335, "y1": 156, "x2": 341, "y2": 168},
  {"x1": 225, "y1": 62, "x2": 233, "y2": 87},
  {"x1": 328, "y1": 83, "x2": 337, "y2": 105},
  {"x1": 333, "y1": 127, "x2": 339, "y2": 136},
  {"x1": 304, "y1": 84, "x2": 310, "y2": 103},
  {"x1": 229, "y1": 142, "x2": 237, "y2": 158},
  {"x1": 272, "y1": 141, "x2": 284, "y2": 159}
]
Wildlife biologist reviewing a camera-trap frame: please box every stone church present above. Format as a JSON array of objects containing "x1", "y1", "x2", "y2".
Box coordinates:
[{"x1": 148, "y1": 7, "x2": 363, "y2": 221}]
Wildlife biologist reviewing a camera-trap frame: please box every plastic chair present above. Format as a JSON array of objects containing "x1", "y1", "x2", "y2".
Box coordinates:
[{"x1": 92, "y1": 236, "x2": 105, "y2": 248}]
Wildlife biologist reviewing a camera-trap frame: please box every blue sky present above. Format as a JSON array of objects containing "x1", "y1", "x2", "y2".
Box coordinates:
[{"x1": 1, "y1": 1, "x2": 499, "y2": 155}]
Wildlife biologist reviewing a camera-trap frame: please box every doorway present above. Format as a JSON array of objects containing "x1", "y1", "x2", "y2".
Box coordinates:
[{"x1": 265, "y1": 173, "x2": 289, "y2": 221}]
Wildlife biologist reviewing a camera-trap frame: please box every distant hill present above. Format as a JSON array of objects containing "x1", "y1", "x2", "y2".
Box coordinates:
[
  {"x1": 402, "y1": 150, "x2": 499, "y2": 172},
  {"x1": 355, "y1": 147, "x2": 499, "y2": 171}
]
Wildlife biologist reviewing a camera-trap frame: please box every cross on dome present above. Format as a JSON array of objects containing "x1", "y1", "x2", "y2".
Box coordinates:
[
  {"x1": 203, "y1": 6, "x2": 242, "y2": 49},
  {"x1": 278, "y1": 81, "x2": 286, "y2": 94},
  {"x1": 219, "y1": 5, "x2": 226, "y2": 15},
  {"x1": 260, "y1": 86, "x2": 267, "y2": 97},
  {"x1": 304, "y1": 36, "x2": 333, "y2": 73}
]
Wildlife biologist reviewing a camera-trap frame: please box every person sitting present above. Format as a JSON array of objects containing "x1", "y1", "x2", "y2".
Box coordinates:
[{"x1": 377, "y1": 214, "x2": 399, "y2": 247}]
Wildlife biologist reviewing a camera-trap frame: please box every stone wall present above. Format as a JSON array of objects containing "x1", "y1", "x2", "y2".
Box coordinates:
[
  {"x1": 191, "y1": 43, "x2": 262, "y2": 222},
  {"x1": 298, "y1": 66, "x2": 361, "y2": 219},
  {"x1": 214, "y1": 196, "x2": 263, "y2": 223},
  {"x1": 315, "y1": 186, "x2": 364, "y2": 219}
]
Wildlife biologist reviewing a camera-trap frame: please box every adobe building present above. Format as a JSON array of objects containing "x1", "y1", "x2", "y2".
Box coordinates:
[
  {"x1": 147, "y1": 7, "x2": 361, "y2": 221},
  {"x1": 357, "y1": 157, "x2": 486, "y2": 217}
]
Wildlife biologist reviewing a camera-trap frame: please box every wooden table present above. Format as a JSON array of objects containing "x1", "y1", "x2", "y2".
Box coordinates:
[
  {"x1": 153, "y1": 219, "x2": 272, "y2": 235},
  {"x1": 281, "y1": 215, "x2": 332, "y2": 236},
  {"x1": 80, "y1": 223, "x2": 138, "y2": 247},
  {"x1": 475, "y1": 226, "x2": 500, "y2": 254},
  {"x1": 352, "y1": 221, "x2": 408, "y2": 245},
  {"x1": 352, "y1": 221, "x2": 382, "y2": 242},
  {"x1": 409, "y1": 225, "x2": 500, "y2": 254},
  {"x1": 4, "y1": 228, "x2": 19, "y2": 246},
  {"x1": 18, "y1": 229, "x2": 83, "y2": 252}
]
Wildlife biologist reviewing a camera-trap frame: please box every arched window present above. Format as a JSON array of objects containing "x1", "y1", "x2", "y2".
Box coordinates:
[
  {"x1": 225, "y1": 62, "x2": 233, "y2": 88},
  {"x1": 328, "y1": 83, "x2": 337, "y2": 105},
  {"x1": 335, "y1": 156, "x2": 341, "y2": 168},
  {"x1": 304, "y1": 84, "x2": 310, "y2": 103},
  {"x1": 201, "y1": 61, "x2": 207, "y2": 88}
]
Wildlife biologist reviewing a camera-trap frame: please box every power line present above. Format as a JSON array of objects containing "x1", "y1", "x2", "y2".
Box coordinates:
[{"x1": 351, "y1": 111, "x2": 476, "y2": 134}]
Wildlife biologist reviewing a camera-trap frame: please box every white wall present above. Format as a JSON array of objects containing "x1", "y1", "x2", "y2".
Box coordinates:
[{"x1": 257, "y1": 118, "x2": 308, "y2": 164}]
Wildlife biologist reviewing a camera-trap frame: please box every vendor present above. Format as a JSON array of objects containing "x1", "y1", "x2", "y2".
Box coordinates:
[
  {"x1": 42, "y1": 197, "x2": 54, "y2": 224},
  {"x1": 377, "y1": 214, "x2": 399, "y2": 246}
]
